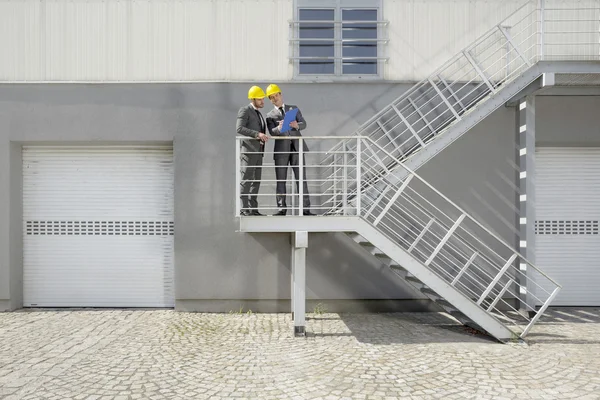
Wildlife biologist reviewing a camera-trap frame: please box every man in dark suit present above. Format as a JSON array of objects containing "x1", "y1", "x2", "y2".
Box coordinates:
[
  {"x1": 265, "y1": 84, "x2": 315, "y2": 216},
  {"x1": 236, "y1": 86, "x2": 269, "y2": 216}
]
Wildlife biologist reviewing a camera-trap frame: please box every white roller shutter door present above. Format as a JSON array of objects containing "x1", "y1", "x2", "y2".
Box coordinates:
[
  {"x1": 23, "y1": 146, "x2": 175, "y2": 307},
  {"x1": 535, "y1": 147, "x2": 600, "y2": 306}
]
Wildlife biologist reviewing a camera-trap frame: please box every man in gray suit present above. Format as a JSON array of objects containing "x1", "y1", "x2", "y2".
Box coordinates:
[
  {"x1": 265, "y1": 84, "x2": 314, "y2": 216},
  {"x1": 236, "y1": 86, "x2": 269, "y2": 216}
]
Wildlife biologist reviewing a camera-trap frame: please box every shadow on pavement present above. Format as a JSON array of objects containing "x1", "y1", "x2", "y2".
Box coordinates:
[{"x1": 306, "y1": 312, "x2": 498, "y2": 344}]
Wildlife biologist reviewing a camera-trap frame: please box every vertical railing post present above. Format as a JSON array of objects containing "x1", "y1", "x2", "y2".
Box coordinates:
[
  {"x1": 288, "y1": 21, "x2": 292, "y2": 66},
  {"x1": 342, "y1": 142, "x2": 348, "y2": 215},
  {"x1": 290, "y1": 163, "x2": 296, "y2": 215},
  {"x1": 540, "y1": 0, "x2": 545, "y2": 61},
  {"x1": 356, "y1": 138, "x2": 362, "y2": 216},
  {"x1": 333, "y1": 152, "x2": 338, "y2": 212},
  {"x1": 299, "y1": 138, "x2": 304, "y2": 216},
  {"x1": 502, "y1": 25, "x2": 512, "y2": 79},
  {"x1": 235, "y1": 137, "x2": 241, "y2": 217}
]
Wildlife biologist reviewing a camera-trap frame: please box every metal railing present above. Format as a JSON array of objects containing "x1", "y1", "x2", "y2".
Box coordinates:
[
  {"x1": 236, "y1": 135, "x2": 561, "y2": 338},
  {"x1": 235, "y1": 136, "x2": 363, "y2": 216},
  {"x1": 324, "y1": 1, "x2": 600, "y2": 179}
]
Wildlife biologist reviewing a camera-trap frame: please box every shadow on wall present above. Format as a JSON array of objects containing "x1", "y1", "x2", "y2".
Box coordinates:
[
  {"x1": 305, "y1": 232, "x2": 428, "y2": 304},
  {"x1": 0, "y1": 82, "x2": 407, "y2": 133}
]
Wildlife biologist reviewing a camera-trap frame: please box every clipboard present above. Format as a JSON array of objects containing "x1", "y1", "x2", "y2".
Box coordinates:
[{"x1": 280, "y1": 108, "x2": 299, "y2": 133}]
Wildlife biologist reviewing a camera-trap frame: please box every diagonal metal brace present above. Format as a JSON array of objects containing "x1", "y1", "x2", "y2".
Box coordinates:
[
  {"x1": 498, "y1": 25, "x2": 532, "y2": 67},
  {"x1": 391, "y1": 104, "x2": 426, "y2": 148},
  {"x1": 408, "y1": 97, "x2": 437, "y2": 137},
  {"x1": 463, "y1": 50, "x2": 496, "y2": 94},
  {"x1": 428, "y1": 77, "x2": 462, "y2": 120}
]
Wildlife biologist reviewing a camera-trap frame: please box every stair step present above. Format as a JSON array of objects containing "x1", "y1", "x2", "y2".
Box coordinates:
[
  {"x1": 420, "y1": 286, "x2": 439, "y2": 297},
  {"x1": 435, "y1": 298, "x2": 457, "y2": 311},
  {"x1": 389, "y1": 264, "x2": 406, "y2": 273},
  {"x1": 347, "y1": 233, "x2": 367, "y2": 243},
  {"x1": 359, "y1": 243, "x2": 384, "y2": 255},
  {"x1": 405, "y1": 274, "x2": 423, "y2": 285},
  {"x1": 389, "y1": 265, "x2": 408, "y2": 278},
  {"x1": 374, "y1": 253, "x2": 393, "y2": 263},
  {"x1": 448, "y1": 310, "x2": 470, "y2": 321}
]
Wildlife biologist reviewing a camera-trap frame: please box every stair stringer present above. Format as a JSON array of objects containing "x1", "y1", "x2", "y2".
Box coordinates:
[
  {"x1": 349, "y1": 233, "x2": 486, "y2": 331},
  {"x1": 353, "y1": 219, "x2": 517, "y2": 341}
]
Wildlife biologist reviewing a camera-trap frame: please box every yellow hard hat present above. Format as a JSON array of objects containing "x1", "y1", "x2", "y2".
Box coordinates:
[
  {"x1": 266, "y1": 84, "x2": 282, "y2": 98},
  {"x1": 248, "y1": 86, "x2": 266, "y2": 99}
]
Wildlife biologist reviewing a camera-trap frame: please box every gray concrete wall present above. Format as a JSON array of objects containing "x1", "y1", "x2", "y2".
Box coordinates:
[
  {"x1": 0, "y1": 84, "x2": 174, "y2": 310},
  {"x1": 0, "y1": 139, "x2": 9, "y2": 310},
  {"x1": 9, "y1": 142, "x2": 23, "y2": 310},
  {"x1": 537, "y1": 96, "x2": 600, "y2": 147},
  {"x1": 172, "y1": 83, "x2": 431, "y2": 312},
  {"x1": 3, "y1": 84, "x2": 588, "y2": 312}
]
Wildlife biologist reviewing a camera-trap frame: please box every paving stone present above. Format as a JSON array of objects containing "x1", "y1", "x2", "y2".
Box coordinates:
[{"x1": 0, "y1": 308, "x2": 599, "y2": 399}]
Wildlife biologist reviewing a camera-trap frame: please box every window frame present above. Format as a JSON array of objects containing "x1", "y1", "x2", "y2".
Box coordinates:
[{"x1": 292, "y1": 0, "x2": 385, "y2": 81}]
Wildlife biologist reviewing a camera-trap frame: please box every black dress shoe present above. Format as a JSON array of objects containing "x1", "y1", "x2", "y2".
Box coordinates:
[
  {"x1": 273, "y1": 210, "x2": 287, "y2": 216},
  {"x1": 250, "y1": 211, "x2": 265, "y2": 216},
  {"x1": 240, "y1": 210, "x2": 251, "y2": 216},
  {"x1": 303, "y1": 211, "x2": 316, "y2": 216}
]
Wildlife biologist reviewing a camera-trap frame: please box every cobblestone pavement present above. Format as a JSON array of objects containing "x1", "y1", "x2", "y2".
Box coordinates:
[{"x1": 1, "y1": 308, "x2": 599, "y2": 400}]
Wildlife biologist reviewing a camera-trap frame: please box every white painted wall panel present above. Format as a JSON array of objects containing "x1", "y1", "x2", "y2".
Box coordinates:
[
  {"x1": 542, "y1": 0, "x2": 600, "y2": 62},
  {"x1": 1, "y1": 0, "x2": 292, "y2": 81},
  {"x1": 0, "y1": 0, "x2": 42, "y2": 80},
  {"x1": 1, "y1": 0, "x2": 597, "y2": 82},
  {"x1": 383, "y1": 0, "x2": 529, "y2": 80}
]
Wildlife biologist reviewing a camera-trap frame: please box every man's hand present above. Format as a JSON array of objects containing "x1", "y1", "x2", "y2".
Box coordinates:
[
  {"x1": 290, "y1": 120, "x2": 299, "y2": 130},
  {"x1": 278, "y1": 121, "x2": 283, "y2": 129},
  {"x1": 258, "y1": 132, "x2": 269, "y2": 143}
]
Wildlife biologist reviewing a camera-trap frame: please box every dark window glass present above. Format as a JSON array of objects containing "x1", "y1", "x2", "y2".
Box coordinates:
[
  {"x1": 342, "y1": 9, "x2": 378, "y2": 75},
  {"x1": 299, "y1": 9, "x2": 335, "y2": 75},
  {"x1": 297, "y1": 8, "x2": 380, "y2": 76}
]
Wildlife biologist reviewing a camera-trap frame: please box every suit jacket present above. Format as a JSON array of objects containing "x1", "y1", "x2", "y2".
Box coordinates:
[
  {"x1": 266, "y1": 104, "x2": 309, "y2": 160},
  {"x1": 236, "y1": 104, "x2": 266, "y2": 154}
]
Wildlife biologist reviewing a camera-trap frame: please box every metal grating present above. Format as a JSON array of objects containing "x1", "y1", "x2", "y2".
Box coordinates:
[
  {"x1": 535, "y1": 220, "x2": 599, "y2": 235},
  {"x1": 25, "y1": 220, "x2": 175, "y2": 236}
]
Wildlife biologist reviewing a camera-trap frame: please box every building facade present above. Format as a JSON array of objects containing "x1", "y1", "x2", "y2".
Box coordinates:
[{"x1": 1, "y1": 0, "x2": 599, "y2": 312}]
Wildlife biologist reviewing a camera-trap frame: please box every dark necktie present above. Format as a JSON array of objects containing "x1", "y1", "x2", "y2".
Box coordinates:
[
  {"x1": 255, "y1": 110, "x2": 265, "y2": 149},
  {"x1": 255, "y1": 109, "x2": 264, "y2": 132},
  {"x1": 279, "y1": 107, "x2": 285, "y2": 118}
]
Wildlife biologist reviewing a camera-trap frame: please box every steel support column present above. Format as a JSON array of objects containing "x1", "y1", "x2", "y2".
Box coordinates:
[
  {"x1": 516, "y1": 95, "x2": 537, "y2": 313},
  {"x1": 292, "y1": 231, "x2": 308, "y2": 336}
]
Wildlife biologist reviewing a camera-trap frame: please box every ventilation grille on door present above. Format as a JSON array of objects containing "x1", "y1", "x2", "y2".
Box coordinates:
[
  {"x1": 25, "y1": 221, "x2": 175, "y2": 236},
  {"x1": 535, "y1": 220, "x2": 599, "y2": 235}
]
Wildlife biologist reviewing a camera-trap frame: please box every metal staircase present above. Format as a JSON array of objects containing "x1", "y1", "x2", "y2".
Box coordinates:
[
  {"x1": 235, "y1": 1, "x2": 600, "y2": 339},
  {"x1": 349, "y1": 137, "x2": 560, "y2": 341},
  {"x1": 237, "y1": 135, "x2": 561, "y2": 341},
  {"x1": 326, "y1": 1, "x2": 600, "y2": 190}
]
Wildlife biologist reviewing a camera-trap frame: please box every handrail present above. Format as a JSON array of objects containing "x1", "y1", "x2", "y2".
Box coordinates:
[
  {"x1": 322, "y1": 2, "x2": 535, "y2": 154},
  {"x1": 362, "y1": 137, "x2": 561, "y2": 288},
  {"x1": 234, "y1": 134, "x2": 561, "y2": 286},
  {"x1": 323, "y1": 1, "x2": 600, "y2": 163}
]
